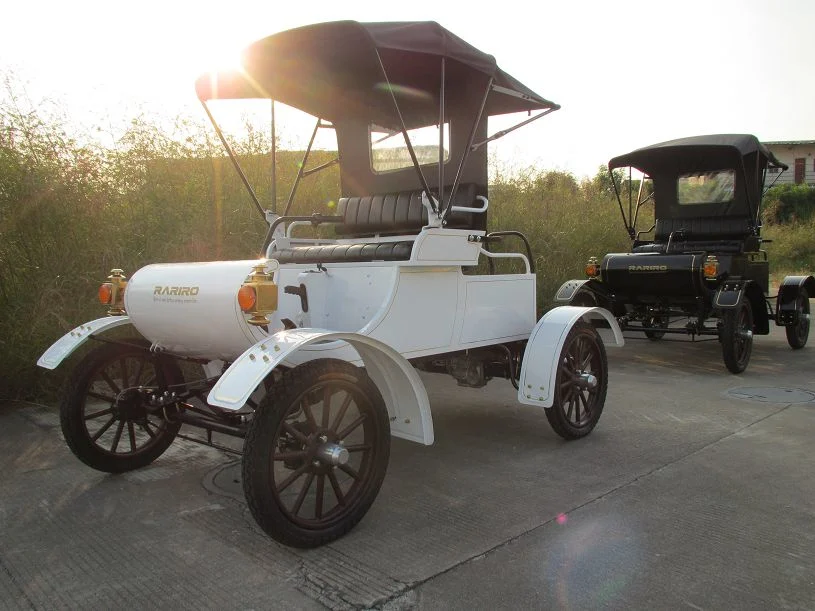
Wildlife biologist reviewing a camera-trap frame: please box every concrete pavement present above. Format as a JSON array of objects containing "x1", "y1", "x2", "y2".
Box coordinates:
[{"x1": 1, "y1": 324, "x2": 813, "y2": 609}]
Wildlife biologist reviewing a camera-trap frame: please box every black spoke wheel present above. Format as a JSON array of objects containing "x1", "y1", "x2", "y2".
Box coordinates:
[
  {"x1": 60, "y1": 339, "x2": 182, "y2": 473},
  {"x1": 242, "y1": 359, "x2": 390, "y2": 548},
  {"x1": 643, "y1": 314, "x2": 667, "y2": 341},
  {"x1": 545, "y1": 323, "x2": 608, "y2": 440},
  {"x1": 785, "y1": 288, "x2": 810, "y2": 349},
  {"x1": 721, "y1": 300, "x2": 753, "y2": 374}
]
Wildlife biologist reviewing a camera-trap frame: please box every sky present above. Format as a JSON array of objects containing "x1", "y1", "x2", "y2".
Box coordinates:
[{"x1": 2, "y1": 0, "x2": 814, "y2": 178}]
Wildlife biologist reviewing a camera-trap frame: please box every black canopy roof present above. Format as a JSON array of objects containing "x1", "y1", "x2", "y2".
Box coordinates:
[
  {"x1": 195, "y1": 20, "x2": 558, "y2": 128},
  {"x1": 608, "y1": 134, "x2": 788, "y2": 175}
]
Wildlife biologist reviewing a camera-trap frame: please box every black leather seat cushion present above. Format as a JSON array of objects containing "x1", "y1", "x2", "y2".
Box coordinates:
[
  {"x1": 271, "y1": 241, "x2": 413, "y2": 264},
  {"x1": 654, "y1": 216, "x2": 751, "y2": 241},
  {"x1": 631, "y1": 240, "x2": 743, "y2": 254},
  {"x1": 272, "y1": 184, "x2": 482, "y2": 264},
  {"x1": 335, "y1": 183, "x2": 480, "y2": 237},
  {"x1": 631, "y1": 215, "x2": 752, "y2": 254}
]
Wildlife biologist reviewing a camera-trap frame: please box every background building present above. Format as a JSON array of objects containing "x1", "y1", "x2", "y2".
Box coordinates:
[{"x1": 763, "y1": 140, "x2": 815, "y2": 187}]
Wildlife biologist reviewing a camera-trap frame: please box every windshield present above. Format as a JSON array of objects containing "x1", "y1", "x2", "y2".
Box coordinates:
[
  {"x1": 370, "y1": 123, "x2": 450, "y2": 173},
  {"x1": 677, "y1": 170, "x2": 735, "y2": 205}
]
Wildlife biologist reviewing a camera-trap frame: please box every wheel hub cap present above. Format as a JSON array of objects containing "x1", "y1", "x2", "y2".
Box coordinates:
[
  {"x1": 576, "y1": 372, "x2": 598, "y2": 390},
  {"x1": 113, "y1": 389, "x2": 146, "y2": 420},
  {"x1": 316, "y1": 443, "x2": 349, "y2": 466}
]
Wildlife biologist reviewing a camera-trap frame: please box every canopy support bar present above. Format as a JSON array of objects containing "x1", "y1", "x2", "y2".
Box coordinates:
[
  {"x1": 438, "y1": 57, "x2": 445, "y2": 211},
  {"x1": 200, "y1": 100, "x2": 265, "y2": 220},
  {"x1": 442, "y1": 76, "x2": 493, "y2": 224},
  {"x1": 283, "y1": 119, "x2": 319, "y2": 216},
  {"x1": 471, "y1": 106, "x2": 557, "y2": 152},
  {"x1": 270, "y1": 100, "x2": 277, "y2": 213},
  {"x1": 374, "y1": 49, "x2": 435, "y2": 215},
  {"x1": 609, "y1": 167, "x2": 635, "y2": 240}
]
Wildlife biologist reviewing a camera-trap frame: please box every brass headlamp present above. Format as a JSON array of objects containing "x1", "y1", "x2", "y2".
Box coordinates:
[
  {"x1": 238, "y1": 261, "x2": 278, "y2": 326},
  {"x1": 585, "y1": 256, "x2": 600, "y2": 278},
  {"x1": 703, "y1": 255, "x2": 719, "y2": 280},
  {"x1": 98, "y1": 268, "x2": 128, "y2": 316}
]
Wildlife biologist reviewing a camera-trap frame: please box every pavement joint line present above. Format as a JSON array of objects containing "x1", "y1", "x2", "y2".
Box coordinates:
[
  {"x1": 374, "y1": 401, "x2": 796, "y2": 609},
  {"x1": 302, "y1": 545, "x2": 410, "y2": 610},
  {"x1": 0, "y1": 551, "x2": 36, "y2": 611}
]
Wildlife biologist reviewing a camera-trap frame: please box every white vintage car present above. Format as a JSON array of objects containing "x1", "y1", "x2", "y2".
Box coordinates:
[{"x1": 38, "y1": 21, "x2": 623, "y2": 548}]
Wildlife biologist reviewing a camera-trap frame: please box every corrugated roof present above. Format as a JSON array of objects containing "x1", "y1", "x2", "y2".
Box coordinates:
[{"x1": 763, "y1": 140, "x2": 815, "y2": 146}]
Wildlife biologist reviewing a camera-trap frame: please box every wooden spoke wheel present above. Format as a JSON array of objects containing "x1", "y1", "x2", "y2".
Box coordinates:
[
  {"x1": 721, "y1": 300, "x2": 753, "y2": 374},
  {"x1": 242, "y1": 359, "x2": 390, "y2": 548},
  {"x1": 545, "y1": 323, "x2": 608, "y2": 440},
  {"x1": 60, "y1": 340, "x2": 182, "y2": 473},
  {"x1": 785, "y1": 288, "x2": 810, "y2": 349}
]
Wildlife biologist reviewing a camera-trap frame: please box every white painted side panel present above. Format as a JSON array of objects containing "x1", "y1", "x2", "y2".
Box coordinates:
[
  {"x1": 291, "y1": 266, "x2": 397, "y2": 332},
  {"x1": 37, "y1": 316, "x2": 133, "y2": 369},
  {"x1": 412, "y1": 230, "x2": 481, "y2": 265},
  {"x1": 207, "y1": 329, "x2": 433, "y2": 445},
  {"x1": 364, "y1": 268, "x2": 458, "y2": 354},
  {"x1": 518, "y1": 306, "x2": 624, "y2": 408},
  {"x1": 460, "y1": 275, "x2": 536, "y2": 344}
]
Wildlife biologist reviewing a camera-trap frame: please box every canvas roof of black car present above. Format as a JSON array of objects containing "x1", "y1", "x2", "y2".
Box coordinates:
[
  {"x1": 194, "y1": 20, "x2": 558, "y2": 128},
  {"x1": 608, "y1": 134, "x2": 788, "y2": 175}
]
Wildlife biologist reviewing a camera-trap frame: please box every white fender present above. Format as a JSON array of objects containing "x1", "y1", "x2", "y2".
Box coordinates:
[
  {"x1": 517, "y1": 306, "x2": 624, "y2": 408},
  {"x1": 37, "y1": 316, "x2": 133, "y2": 370},
  {"x1": 208, "y1": 329, "x2": 434, "y2": 445}
]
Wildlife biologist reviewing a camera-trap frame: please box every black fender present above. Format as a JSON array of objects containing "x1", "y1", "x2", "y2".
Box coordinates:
[
  {"x1": 714, "y1": 280, "x2": 769, "y2": 335},
  {"x1": 553, "y1": 278, "x2": 610, "y2": 308},
  {"x1": 776, "y1": 275, "x2": 815, "y2": 327}
]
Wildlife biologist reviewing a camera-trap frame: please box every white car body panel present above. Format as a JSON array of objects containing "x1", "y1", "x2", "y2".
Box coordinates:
[
  {"x1": 36, "y1": 226, "x2": 616, "y2": 445},
  {"x1": 207, "y1": 329, "x2": 433, "y2": 445},
  {"x1": 518, "y1": 306, "x2": 624, "y2": 408},
  {"x1": 36, "y1": 316, "x2": 133, "y2": 370}
]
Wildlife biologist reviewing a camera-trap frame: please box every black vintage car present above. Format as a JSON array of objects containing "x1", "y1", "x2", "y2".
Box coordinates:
[{"x1": 555, "y1": 134, "x2": 813, "y2": 373}]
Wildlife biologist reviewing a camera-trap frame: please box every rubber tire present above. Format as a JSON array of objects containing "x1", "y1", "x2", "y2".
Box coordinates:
[
  {"x1": 242, "y1": 359, "x2": 390, "y2": 548},
  {"x1": 545, "y1": 323, "x2": 608, "y2": 440},
  {"x1": 785, "y1": 288, "x2": 810, "y2": 349},
  {"x1": 721, "y1": 300, "x2": 753, "y2": 374},
  {"x1": 60, "y1": 339, "x2": 182, "y2": 473}
]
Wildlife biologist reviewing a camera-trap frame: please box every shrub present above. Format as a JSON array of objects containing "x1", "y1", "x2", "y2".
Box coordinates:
[{"x1": 763, "y1": 183, "x2": 815, "y2": 224}]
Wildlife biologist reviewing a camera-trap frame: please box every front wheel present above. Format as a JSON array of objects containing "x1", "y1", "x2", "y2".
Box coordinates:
[
  {"x1": 60, "y1": 339, "x2": 182, "y2": 473},
  {"x1": 545, "y1": 323, "x2": 608, "y2": 440},
  {"x1": 785, "y1": 288, "x2": 810, "y2": 349},
  {"x1": 721, "y1": 300, "x2": 753, "y2": 374},
  {"x1": 242, "y1": 359, "x2": 390, "y2": 548}
]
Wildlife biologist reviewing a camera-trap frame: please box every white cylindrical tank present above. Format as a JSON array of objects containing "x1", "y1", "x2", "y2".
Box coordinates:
[{"x1": 124, "y1": 259, "x2": 274, "y2": 360}]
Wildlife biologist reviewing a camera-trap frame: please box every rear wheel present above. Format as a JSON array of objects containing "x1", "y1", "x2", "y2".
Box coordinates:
[
  {"x1": 721, "y1": 300, "x2": 753, "y2": 374},
  {"x1": 545, "y1": 323, "x2": 608, "y2": 440},
  {"x1": 242, "y1": 359, "x2": 390, "y2": 548},
  {"x1": 60, "y1": 339, "x2": 182, "y2": 473},
  {"x1": 785, "y1": 288, "x2": 810, "y2": 349}
]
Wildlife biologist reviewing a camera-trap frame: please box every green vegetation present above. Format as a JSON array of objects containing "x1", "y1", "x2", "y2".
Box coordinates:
[
  {"x1": 763, "y1": 183, "x2": 815, "y2": 224},
  {"x1": 1, "y1": 85, "x2": 811, "y2": 401}
]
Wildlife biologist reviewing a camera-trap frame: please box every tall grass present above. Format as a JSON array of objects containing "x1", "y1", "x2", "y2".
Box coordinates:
[{"x1": 1, "y1": 82, "x2": 810, "y2": 401}]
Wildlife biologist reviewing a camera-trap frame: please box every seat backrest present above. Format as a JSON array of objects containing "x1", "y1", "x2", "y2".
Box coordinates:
[
  {"x1": 654, "y1": 216, "x2": 752, "y2": 242},
  {"x1": 335, "y1": 183, "x2": 481, "y2": 237}
]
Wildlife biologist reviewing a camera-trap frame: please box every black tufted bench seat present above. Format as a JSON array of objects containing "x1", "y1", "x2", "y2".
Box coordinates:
[
  {"x1": 630, "y1": 215, "x2": 753, "y2": 254},
  {"x1": 271, "y1": 241, "x2": 414, "y2": 264},
  {"x1": 270, "y1": 184, "x2": 481, "y2": 264}
]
